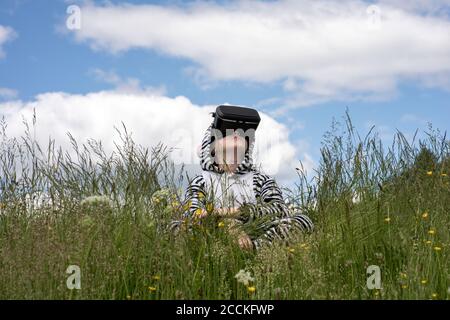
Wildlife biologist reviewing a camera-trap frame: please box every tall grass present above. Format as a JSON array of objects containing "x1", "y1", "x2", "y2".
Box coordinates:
[{"x1": 0, "y1": 111, "x2": 448, "y2": 299}]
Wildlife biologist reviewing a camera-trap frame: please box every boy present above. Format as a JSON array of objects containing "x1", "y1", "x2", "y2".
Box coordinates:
[{"x1": 172, "y1": 106, "x2": 313, "y2": 250}]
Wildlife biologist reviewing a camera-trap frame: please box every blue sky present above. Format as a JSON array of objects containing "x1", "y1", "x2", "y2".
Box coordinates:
[{"x1": 0, "y1": 0, "x2": 449, "y2": 186}]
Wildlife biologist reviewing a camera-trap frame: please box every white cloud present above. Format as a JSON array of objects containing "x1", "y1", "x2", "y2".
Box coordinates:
[
  {"x1": 0, "y1": 25, "x2": 16, "y2": 58},
  {"x1": 90, "y1": 68, "x2": 167, "y2": 95},
  {"x1": 0, "y1": 87, "x2": 18, "y2": 100},
  {"x1": 67, "y1": 1, "x2": 450, "y2": 111},
  {"x1": 400, "y1": 113, "x2": 429, "y2": 126},
  {"x1": 0, "y1": 89, "x2": 309, "y2": 186}
]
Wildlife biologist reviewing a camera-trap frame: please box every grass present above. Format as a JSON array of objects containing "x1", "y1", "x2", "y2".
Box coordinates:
[{"x1": 0, "y1": 112, "x2": 448, "y2": 300}]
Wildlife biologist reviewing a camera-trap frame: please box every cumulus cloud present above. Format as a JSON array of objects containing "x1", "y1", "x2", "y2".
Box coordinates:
[
  {"x1": 0, "y1": 25, "x2": 15, "y2": 58},
  {"x1": 90, "y1": 68, "x2": 167, "y2": 95},
  {"x1": 0, "y1": 90, "x2": 310, "y2": 186},
  {"x1": 66, "y1": 0, "x2": 450, "y2": 111},
  {"x1": 0, "y1": 87, "x2": 18, "y2": 100}
]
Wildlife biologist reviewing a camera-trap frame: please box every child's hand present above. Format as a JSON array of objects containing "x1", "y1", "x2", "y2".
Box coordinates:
[
  {"x1": 194, "y1": 208, "x2": 208, "y2": 218},
  {"x1": 216, "y1": 207, "x2": 240, "y2": 217},
  {"x1": 238, "y1": 233, "x2": 254, "y2": 251}
]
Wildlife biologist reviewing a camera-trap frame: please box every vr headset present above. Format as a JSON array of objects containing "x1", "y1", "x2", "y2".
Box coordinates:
[{"x1": 211, "y1": 105, "x2": 261, "y2": 137}]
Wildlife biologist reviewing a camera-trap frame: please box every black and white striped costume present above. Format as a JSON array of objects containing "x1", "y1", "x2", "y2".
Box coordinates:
[{"x1": 171, "y1": 123, "x2": 313, "y2": 250}]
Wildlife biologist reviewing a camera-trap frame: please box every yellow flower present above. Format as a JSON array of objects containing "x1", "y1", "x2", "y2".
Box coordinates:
[
  {"x1": 421, "y1": 212, "x2": 429, "y2": 219},
  {"x1": 288, "y1": 247, "x2": 295, "y2": 253},
  {"x1": 152, "y1": 275, "x2": 160, "y2": 281},
  {"x1": 426, "y1": 171, "x2": 433, "y2": 176},
  {"x1": 400, "y1": 272, "x2": 408, "y2": 279},
  {"x1": 182, "y1": 201, "x2": 192, "y2": 211},
  {"x1": 433, "y1": 246, "x2": 442, "y2": 251},
  {"x1": 374, "y1": 291, "x2": 380, "y2": 296},
  {"x1": 218, "y1": 221, "x2": 225, "y2": 228},
  {"x1": 148, "y1": 286, "x2": 157, "y2": 292},
  {"x1": 198, "y1": 192, "x2": 205, "y2": 200},
  {"x1": 431, "y1": 293, "x2": 438, "y2": 299},
  {"x1": 126, "y1": 295, "x2": 131, "y2": 300},
  {"x1": 401, "y1": 284, "x2": 408, "y2": 289},
  {"x1": 194, "y1": 208, "x2": 203, "y2": 216},
  {"x1": 441, "y1": 173, "x2": 447, "y2": 177},
  {"x1": 171, "y1": 201, "x2": 180, "y2": 208},
  {"x1": 247, "y1": 286, "x2": 256, "y2": 294},
  {"x1": 384, "y1": 217, "x2": 391, "y2": 223},
  {"x1": 425, "y1": 240, "x2": 432, "y2": 245},
  {"x1": 420, "y1": 279, "x2": 427, "y2": 285},
  {"x1": 206, "y1": 203, "x2": 215, "y2": 213},
  {"x1": 428, "y1": 229, "x2": 436, "y2": 235}
]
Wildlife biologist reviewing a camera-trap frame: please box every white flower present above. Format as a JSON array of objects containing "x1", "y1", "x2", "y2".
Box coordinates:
[
  {"x1": 80, "y1": 195, "x2": 112, "y2": 207},
  {"x1": 234, "y1": 269, "x2": 254, "y2": 286}
]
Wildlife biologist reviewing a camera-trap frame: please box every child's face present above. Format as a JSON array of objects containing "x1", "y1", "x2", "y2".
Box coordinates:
[{"x1": 213, "y1": 134, "x2": 247, "y2": 173}]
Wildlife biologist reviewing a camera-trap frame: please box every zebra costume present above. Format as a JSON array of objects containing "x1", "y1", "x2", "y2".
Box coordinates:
[{"x1": 171, "y1": 123, "x2": 313, "y2": 250}]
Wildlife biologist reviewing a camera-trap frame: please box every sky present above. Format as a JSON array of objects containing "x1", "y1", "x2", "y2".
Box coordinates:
[{"x1": 0, "y1": 0, "x2": 449, "y2": 188}]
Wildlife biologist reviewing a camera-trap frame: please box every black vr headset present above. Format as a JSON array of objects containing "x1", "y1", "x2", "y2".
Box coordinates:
[{"x1": 211, "y1": 105, "x2": 261, "y2": 137}]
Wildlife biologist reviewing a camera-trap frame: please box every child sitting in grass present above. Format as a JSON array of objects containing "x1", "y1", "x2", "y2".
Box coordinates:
[{"x1": 171, "y1": 108, "x2": 313, "y2": 251}]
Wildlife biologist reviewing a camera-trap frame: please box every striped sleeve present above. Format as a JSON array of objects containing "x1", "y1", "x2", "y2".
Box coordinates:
[
  {"x1": 239, "y1": 172, "x2": 314, "y2": 232},
  {"x1": 238, "y1": 172, "x2": 291, "y2": 220},
  {"x1": 182, "y1": 174, "x2": 206, "y2": 218}
]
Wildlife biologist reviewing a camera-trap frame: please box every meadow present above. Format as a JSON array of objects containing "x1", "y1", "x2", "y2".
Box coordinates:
[{"x1": 0, "y1": 112, "x2": 448, "y2": 299}]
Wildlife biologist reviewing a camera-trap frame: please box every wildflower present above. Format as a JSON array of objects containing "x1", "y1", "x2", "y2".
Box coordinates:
[
  {"x1": 288, "y1": 247, "x2": 295, "y2": 254},
  {"x1": 247, "y1": 286, "x2": 256, "y2": 294},
  {"x1": 218, "y1": 221, "x2": 225, "y2": 228},
  {"x1": 194, "y1": 208, "x2": 204, "y2": 217},
  {"x1": 374, "y1": 290, "x2": 380, "y2": 296},
  {"x1": 80, "y1": 195, "x2": 112, "y2": 207},
  {"x1": 420, "y1": 279, "x2": 427, "y2": 285},
  {"x1": 441, "y1": 173, "x2": 447, "y2": 177},
  {"x1": 401, "y1": 284, "x2": 408, "y2": 289},
  {"x1": 148, "y1": 286, "x2": 157, "y2": 292},
  {"x1": 182, "y1": 200, "x2": 192, "y2": 211},
  {"x1": 374, "y1": 252, "x2": 383, "y2": 260},
  {"x1": 384, "y1": 217, "x2": 391, "y2": 223},
  {"x1": 234, "y1": 269, "x2": 254, "y2": 286},
  {"x1": 428, "y1": 229, "x2": 436, "y2": 235},
  {"x1": 433, "y1": 246, "x2": 442, "y2": 251},
  {"x1": 206, "y1": 203, "x2": 214, "y2": 213},
  {"x1": 425, "y1": 240, "x2": 432, "y2": 245},
  {"x1": 400, "y1": 272, "x2": 408, "y2": 279},
  {"x1": 152, "y1": 275, "x2": 160, "y2": 281},
  {"x1": 126, "y1": 295, "x2": 131, "y2": 300},
  {"x1": 421, "y1": 212, "x2": 429, "y2": 219},
  {"x1": 426, "y1": 171, "x2": 433, "y2": 176},
  {"x1": 431, "y1": 293, "x2": 438, "y2": 299}
]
